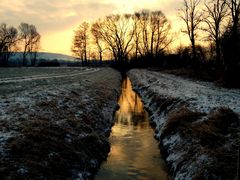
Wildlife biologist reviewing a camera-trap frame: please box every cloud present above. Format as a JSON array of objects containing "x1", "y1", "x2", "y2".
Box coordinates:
[
  {"x1": 0, "y1": 0, "x2": 184, "y2": 55},
  {"x1": 0, "y1": 0, "x2": 117, "y2": 33}
]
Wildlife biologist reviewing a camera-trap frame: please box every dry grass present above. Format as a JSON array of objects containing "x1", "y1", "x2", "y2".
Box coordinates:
[
  {"x1": 0, "y1": 68, "x2": 121, "y2": 179},
  {"x1": 191, "y1": 107, "x2": 239, "y2": 146},
  {"x1": 162, "y1": 67, "x2": 240, "y2": 88},
  {"x1": 149, "y1": 94, "x2": 182, "y2": 116},
  {"x1": 163, "y1": 67, "x2": 219, "y2": 82},
  {"x1": 161, "y1": 107, "x2": 204, "y2": 138},
  {"x1": 191, "y1": 123, "x2": 223, "y2": 147},
  {"x1": 200, "y1": 108, "x2": 239, "y2": 179},
  {"x1": 1, "y1": 115, "x2": 110, "y2": 179},
  {"x1": 162, "y1": 106, "x2": 239, "y2": 179},
  {"x1": 207, "y1": 107, "x2": 240, "y2": 133}
]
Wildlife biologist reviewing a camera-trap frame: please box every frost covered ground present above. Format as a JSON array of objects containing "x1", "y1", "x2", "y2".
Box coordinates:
[
  {"x1": 0, "y1": 67, "x2": 121, "y2": 179},
  {"x1": 128, "y1": 69, "x2": 240, "y2": 180}
]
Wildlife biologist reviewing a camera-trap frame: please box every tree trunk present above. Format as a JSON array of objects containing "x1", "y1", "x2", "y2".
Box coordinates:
[
  {"x1": 135, "y1": 40, "x2": 138, "y2": 58},
  {"x1": 31, "y1": 52, "x2": 37, "y2": 66},
  {"x1": 99, "y1": 51, "x2": 102, "y2": 66},
  {"x1": 23, "y1": 53, "x2": 26, "y2": 66},
  {"x1": 191, "y1": 37, "x2": 196, "y2": 61},
  {"x1": 84, "y1": 50, "x2": 87, "y2": 66},
  {"x1": 216, "y1": 40, "x2": 221, "y2": 65},
  {"x1": 23, "y1": 45, "x2": 27, "y2": 66},
  {"x1": 150, "y1": 31, "x2": 154, "y2": 57}
]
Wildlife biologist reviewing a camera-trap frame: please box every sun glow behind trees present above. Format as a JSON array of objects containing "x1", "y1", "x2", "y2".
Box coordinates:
[
  {"x1": 72, "y1": 11, "x2": 173, "y2": 61},
  {"x1": 1, "y1": 0, "x2": 185, "y2": 55},
  {"x1": 0, "y1": 0, "x2": 239, "y2": 64}
]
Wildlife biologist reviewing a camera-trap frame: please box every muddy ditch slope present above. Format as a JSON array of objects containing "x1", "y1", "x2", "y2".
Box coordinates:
[
  {"x1": 0, "y1": 67, "x2": 121, "y2": 179},
  {"x1": 128, "y1": 69, "x2": 240, "y2": 180}
]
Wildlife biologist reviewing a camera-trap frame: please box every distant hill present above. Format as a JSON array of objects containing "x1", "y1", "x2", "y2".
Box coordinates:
[
  {"x1": 6, "y1": 52, "x2": 107, "y2": 67},
  {"x1": 10, "y1": 52, "x2": 77, "y2": 62}
]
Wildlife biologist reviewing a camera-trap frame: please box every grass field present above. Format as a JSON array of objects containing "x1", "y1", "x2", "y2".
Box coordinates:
[{"x1": 0, "y1": 67, "x2": 121, "y2": 179}]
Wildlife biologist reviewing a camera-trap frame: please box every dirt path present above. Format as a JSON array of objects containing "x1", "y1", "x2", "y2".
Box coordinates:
[{"x1": 0, "y1": 68, "x2": 99, "y2": 83}]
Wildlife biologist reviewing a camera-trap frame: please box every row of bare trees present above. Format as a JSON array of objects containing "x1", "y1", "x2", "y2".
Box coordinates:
[
  {"x1": 72, "y1": 10, "x2": 172, "y2": 64},
  {"x1": 180, "y1": 0, "x2": 240, "y2": 66},
  {"x1": 0, "y1": 22, "x2": 41, "y2": 66},
  {"x1": 72, "y1": 0, "x2": 239, "y2": 69}
]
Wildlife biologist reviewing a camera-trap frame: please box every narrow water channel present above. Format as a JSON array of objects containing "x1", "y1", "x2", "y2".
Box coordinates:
[{"x1": 96, "y1": 77, "x2": 168, "y2": 180}]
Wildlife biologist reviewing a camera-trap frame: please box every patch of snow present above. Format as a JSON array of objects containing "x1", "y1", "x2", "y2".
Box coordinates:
[
  {"x1": 75, "y1": 173, "x2": 84, "y2": 180},
  {"x1": 17, "y1": 167, "x2": 28, "y2": 175},
  {"x1": 162, "y1": 133, "x2": 181, "y2": 147},
  {"x1": 175, "y1": 171, "x2": 192, "y2": 180},
  {"x1": 48, "y1": 152, "x2": 59, "y2": 158},
  {"x1": 74, "y1": 171, "x2": 91, "y2": 180},
  {"x1": 0, "y1": 68, "x2": 99, "y2": 84},
  {"x1": 65, "y1": 134, "x2": 72, "y2": 143},
  {"x1": 128, "y1": 69, "x2": 240, "y2": 180},
  {"x1": 0, "y1": 67, "x2": 121, "y2": 179},
  {"x1": 90, "y1": 159, "x2": 98, "y2": 168},
  {"x1": 129, "y1": 69, "x2": 240, "y2": 114},
  {"x1": 197, "y1": 154, "x2": 209, "y2": 164},
  {"x1": 0, "y1": 131, "x2": 17, "y2": 155}
]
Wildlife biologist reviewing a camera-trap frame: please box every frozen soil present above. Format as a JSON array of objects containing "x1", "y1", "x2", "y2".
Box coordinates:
[
  {"x1": 128, "y1": 69, "x2": 240, "y2": 180},
  {"x1": 0, "y1": 67, "x2": 121, "y2": 179}
]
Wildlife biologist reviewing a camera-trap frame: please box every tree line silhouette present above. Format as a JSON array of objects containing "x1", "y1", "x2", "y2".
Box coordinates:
[
  {"x1": 72, "y1": 0, "x2": 240, "y2": 86},
  {"x1": 72, "y1": 10, "x2": 172, "y2": 67},
  {"x1": 0, "y1": 22, "x2": 41, "y2": 67},
  {"x1": 178, "y1": 0, "x2": 240, "y2": 87}
]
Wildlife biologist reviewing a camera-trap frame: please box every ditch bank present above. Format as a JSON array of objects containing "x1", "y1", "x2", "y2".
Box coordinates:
[
  {"x1": 0, "y1": 68, "x2": 121, "y2": 179},
  {"x1": 128, "y1": 69, "x2": 240, "y2": 180}
]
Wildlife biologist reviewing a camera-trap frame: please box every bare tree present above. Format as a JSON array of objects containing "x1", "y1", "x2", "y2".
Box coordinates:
[
  {"x1": 204, "y1": 0, "x2": 228, "y2": 64},
  {"x1": 97, "y1": 14, "x2": 135, "y2": 62},
  {"x1": 151, "y1": 11, "x2": 172, "y2": 56},
  {"x1": 19, "y1": 23, "x2": 41, "y2": 66},
  {"x1": 72, "y1": 22, "x2": 89, "y2": 65},
  {"x1": 135, "y1": 10, "x2": 172, "y2": 59},
  {"x1": 179, "y1": 0, "x2": 204, "y2": 60},
  {"x1": 0, "y1": 23, "x2": 18, "y2": 66},
  {"x1": 227, "y1": 0, "x2": 240, "y2": 33},
  {"x1": 139, "y1": 10, "x2": 151, "y2": 56},
  {"x1": 221, "y1": 0, "x2": 240, "y2": 66},
  {"x1": 91, "y1": 22, "x2": 104, "y2": 65},
  {"x1": 133, "y1": 12, "x2": 142, "y2": 59},
  {"x1": 29, "y1": 33, "x2": 41, "y2": 66}
]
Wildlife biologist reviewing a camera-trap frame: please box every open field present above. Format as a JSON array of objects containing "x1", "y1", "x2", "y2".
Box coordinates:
[
  {"x1": 0, "y1": 67, "x2": 121, "y2": 179},
  {"x1": 129, "y1": 69, "x2": 240, "y2": 180},
  {"x1": 0, "y1": 67, "x2": 96, "y2": 83},
  {"x1": 1, "y1": 66, "x2": 239, "y2": 179}
]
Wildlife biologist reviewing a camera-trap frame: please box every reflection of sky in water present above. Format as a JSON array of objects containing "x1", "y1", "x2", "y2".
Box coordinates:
[{"x1": 96, "y1": 78, "x2": 168, "y2": 180}]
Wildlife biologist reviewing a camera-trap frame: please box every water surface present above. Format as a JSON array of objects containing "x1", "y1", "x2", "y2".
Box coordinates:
[{"x1": 96, "y1": 77, "x2": 168, "y2": 180}]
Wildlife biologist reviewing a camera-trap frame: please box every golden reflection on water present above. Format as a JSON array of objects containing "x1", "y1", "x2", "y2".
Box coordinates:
[
  {"x1": 96, "y1": 77, "x2": 168, "y2": 180},
  {"x1": 115, "y1": 77, "x2": 148, "y2": 129}
]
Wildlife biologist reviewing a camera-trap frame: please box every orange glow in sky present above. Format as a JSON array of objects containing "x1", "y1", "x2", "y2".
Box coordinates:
[{"x1": 0, "y1": 0, "x2": 188, "y2": 55}]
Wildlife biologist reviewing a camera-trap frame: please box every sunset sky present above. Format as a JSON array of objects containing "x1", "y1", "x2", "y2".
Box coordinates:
[{"x1": 0, "y1": 0, "x2": 187, "y2": 55}]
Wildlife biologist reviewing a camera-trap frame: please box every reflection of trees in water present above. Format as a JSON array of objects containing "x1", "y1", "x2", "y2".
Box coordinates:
[
  {"x1": 122, "y1": 77, "x2": 128, "y2": 89},
  {"x1": 131, "y1": 112, "x2": 148, "y2": 128},
  {"x1": 115, "y1": 77, "x2": 149, "y2": 129},
  {"x1": 120, "y1": 78, "x2": 145, "y2": 112},
  {"x1": 115, "y1": 112, "x2": 149, "y2": 129},
  {"x1": 115, "y1": 114, "x2": 130, "y2": 126},
  {"x1": 134, "y1": 93, "x2": 139, "y2": 112}
]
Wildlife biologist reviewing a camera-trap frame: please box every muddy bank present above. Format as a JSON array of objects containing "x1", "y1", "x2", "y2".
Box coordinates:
[
  {"x1": 0, "y1": 68, "x2": 121, "y2": 179},
  {"x1": 128, "y1": 69, "x2": 240, "y2": 180}
]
